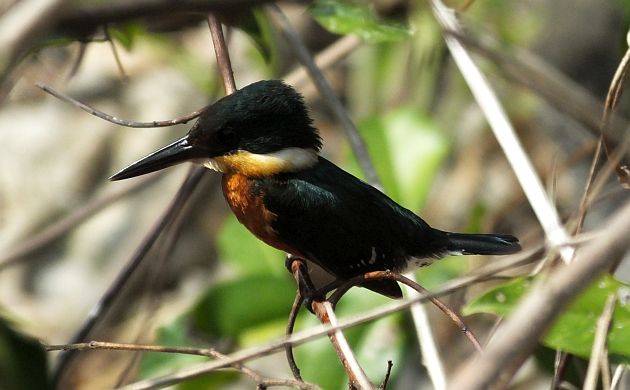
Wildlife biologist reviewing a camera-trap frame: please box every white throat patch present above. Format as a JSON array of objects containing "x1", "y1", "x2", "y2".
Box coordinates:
[{"x1": 202, "y1": 148, "x2": 318, "y2": 176}]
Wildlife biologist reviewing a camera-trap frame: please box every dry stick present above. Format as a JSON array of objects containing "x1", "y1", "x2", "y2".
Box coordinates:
[
  {"x1": 117, "y1": 250, "x2": 541, "y2": 390},
  {"x1": 36, "y1": 83, "x2": 207, "y2": 127},
  {"x1": 45, "y1": 341, "x2": 318, "y2": 390},
  {"x1": 448, "y1": 200, "x2": 630, "y2": 390},
  {"x1": 286, "y1": 293, "x2": 304, "y2": 381},
  {"x1": 575, "y1": 38, "x2": 630, "y2": 235},
  {"x1": 207, "y1": 16, "x2": 236, "y2": 94},
  {"x1": 329, "y1": 271, "x2": 483, "y2": 353},
  {"x1": 0, "y1": 175, "x2": 155, "y2": 270},
  {"x1": 430, "y1": 0, "x2": 574, "y2": 264},
  {"x1": 267, "y1": 4, "x2": 380, "y2": 189},
  {"x1": 52, "y1": 167, "x2": 206, "y2": 384},
  {"x1": 611, "y1": 365, "x2": 626, "y2": 390},
  {"x1": 313, "y1": 301, "x2": 375, "y2": 390},
  {"x1": 289, "y1": 260, "x2": 374, "y2": 389},
  {"x1": 104, "y1": 25, "x2": 128, "y2": 81},
  {"x1": 583, "y1": 294, "x2": 617, "y2": 390}
]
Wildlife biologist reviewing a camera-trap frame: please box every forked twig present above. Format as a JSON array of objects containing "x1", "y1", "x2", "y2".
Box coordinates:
[
  {"x1": 45, "y1": 341, "x2": 318, "y2": 390},
  {"x1": 584, "y1": 294, "x2": 616, "y2": 390},
  {"x1": 35, "y1": 83, "x2": 208, "y2": 127},
  {"x1": 329, "y1": 271, "x2": 483, "y2": 352},
  {"x1": 116, "y1": 249, "x2": 541, "y2": 389}
]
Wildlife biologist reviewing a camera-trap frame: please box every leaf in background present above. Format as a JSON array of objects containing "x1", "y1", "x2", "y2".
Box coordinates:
[
  {"x1": 0, "y1": 317, "x2": 50, "y2": 390},
  {"x1": 138, "y1": 318, "x2": 238, "y2": 389},
  {"x1": 346, "y1": 106, "x2": 449, "y2": 211},
  {"x1": 192, "y1": 274, "x2": 296, "y2": 339},
  {"x1": 463, "y1": 275, "x2": 630, "y2": 363},
  {"x1": 216, "y1": 214, "x2": 285, "y2": 276},
  {"x1": 109, "y1": 22, "x2": 145, "y2": 50},
  {"x1": 310, "y1": 0, "x2": 411, "y2": 43},
  {"x1": 224, "y1": 9, "x2": 275, "y2": 63}
]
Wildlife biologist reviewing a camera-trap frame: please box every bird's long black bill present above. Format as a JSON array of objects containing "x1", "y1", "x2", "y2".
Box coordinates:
[{"x1": 110, "y1": 136, "x2": 206, "y2": 181}]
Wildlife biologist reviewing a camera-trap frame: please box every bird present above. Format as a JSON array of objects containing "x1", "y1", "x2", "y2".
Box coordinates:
[{"x1": 110, "y1": 80, "x2": 521, "y2": 299}]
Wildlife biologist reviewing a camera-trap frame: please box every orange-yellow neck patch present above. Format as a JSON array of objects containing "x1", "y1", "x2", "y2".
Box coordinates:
[{"x1": 203, "y1": 148, "x2": 318, "y2": 176}]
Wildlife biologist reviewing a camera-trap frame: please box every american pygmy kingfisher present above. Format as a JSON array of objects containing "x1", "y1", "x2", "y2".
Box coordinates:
[{"x1": 111, "y1": 80, "x2": 521, "y2": 298}]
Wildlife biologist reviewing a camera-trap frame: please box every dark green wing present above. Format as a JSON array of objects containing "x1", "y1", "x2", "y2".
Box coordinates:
[{"x1": 253, "y1": 157, "x2": 438, "y2": 297}]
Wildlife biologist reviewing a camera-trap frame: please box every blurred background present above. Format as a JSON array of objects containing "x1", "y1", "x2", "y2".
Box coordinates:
[{"x1": 0, "y1": 0, "x2": 629, "y2": 389}]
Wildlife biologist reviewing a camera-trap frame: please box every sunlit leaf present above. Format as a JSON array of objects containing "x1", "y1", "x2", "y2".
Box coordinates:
[
  {"x1": 192, "y1": 275, "x2": 296, "y2": 338},
  {"x1": 310, "y1": 0, "x2": 411, "y2": 43},
  {"x1": 216, "y1": 214, "x2": 285, "y2": 276},
  {"x1": 464, "y1": 275, "x2": 630, "y2": 363}
]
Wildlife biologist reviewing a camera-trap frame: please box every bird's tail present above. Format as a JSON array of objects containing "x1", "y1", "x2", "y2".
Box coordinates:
[{"x1": 438, "y1": 231, "x2": 521, "y2": 256}]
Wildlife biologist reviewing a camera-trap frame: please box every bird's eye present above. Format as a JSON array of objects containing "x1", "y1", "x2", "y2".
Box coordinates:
[{"x1": 217, "y1": 127, "x2": 238, "y2": 147}]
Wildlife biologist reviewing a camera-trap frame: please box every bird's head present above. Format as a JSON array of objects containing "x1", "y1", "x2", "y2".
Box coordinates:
[{"x1": 110, "y1": 80, "x2": 322, "y2": 180}]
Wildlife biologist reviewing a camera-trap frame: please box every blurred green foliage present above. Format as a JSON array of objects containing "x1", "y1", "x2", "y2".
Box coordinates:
[
  {"x1": 464, "y1": 275, "x2": 630, "y2": 363},
  {"x1": 0, "y1": 317, "x2": 50, "y2": 390}
]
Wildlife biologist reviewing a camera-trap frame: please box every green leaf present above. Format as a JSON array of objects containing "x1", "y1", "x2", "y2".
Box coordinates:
[
  {"x1": 216, "y1": 214, "x2": 285, "y2": 276},
  {"x1": 191, "y1": 274, "x2": 296, "y2": 338},
  {"x1": 346, "y1": 107, "x2": 450, "y2": 211},
  {"x1": 109, "y1": 23, "x2": 145, "y2": 50},
  {"x1": 310, "y1": 0, "x2": 411, "y2": 43},
  {"x1": 0, "y1": 318, "x2": 50, "y2": 390},
  {"x1": 464, "y1": 275, "x2": 630, "y2": 363}
]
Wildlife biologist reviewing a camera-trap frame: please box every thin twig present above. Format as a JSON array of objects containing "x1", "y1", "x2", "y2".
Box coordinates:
[
  {"x1": 267, "y1": 5, "x2": 381, "y2": 189},
  {"x1": 380, "y1": 361, "x2": 394, "y2": 389},
  {"x1": 430, "y1": 0, "x2": 574, "y2": 263},
  {"x1": 329, "y1": 271, "x2": 483, "y2": 353},
  {"x1": 116, "y1": 249, "x2": 541, "y2": 390},
  {"x1": 35, "y1": 83, "x2": 208, "y2": 127},
  {"x1": 207, "y1": 16, "x2": 236, "y2": 94},
  {"x1": 584, "y1": 294, "x2": 616, "y2": 390},
  {"x1": 448, "y1": 200, "x2": 630, "y2": 390},
  {"x1": 286, "y1": 292, "x2": 304, "y2": 381},
  {"x1": 45, "y1": 341, "x2": 318, "y2": 390},
  {"x1": 104, "y1": 24, "x2": 128, "y2": 81}
]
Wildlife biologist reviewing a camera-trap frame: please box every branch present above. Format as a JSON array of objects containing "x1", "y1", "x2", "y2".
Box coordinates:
[
  {"x1": 45, "y1": 341, "x2": 319, "y2": 390},
  {"x1": 448, "y1": 199, "x2": 630, "y2": 389},
  {"x1": 116, "y1": 248, "x2": 540, "y2": 390},
  {"x1": 583, "y1": 294, "x2": 616, "y2": 390},
  {"x1": 35, "y1": 83, "x2": 208, "y2": 127},
  {"x1": 430, "y1": 0, "x2": 574, "y2": 263}
]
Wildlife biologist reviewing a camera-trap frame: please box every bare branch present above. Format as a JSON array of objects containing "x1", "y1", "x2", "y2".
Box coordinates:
[
  {"x1": 584, "y1": 294, "x2": 616, "y2": 390},
  {"x1": 35, "y1": 83, "x2": 207, "y2": 127},
  {"x1": 430, "y1": 0, "x2": 574, "y2": 263},
  {"x1": 448, "y1": 200, "x2": 630, "y2": 389},
  {"x1": 45, "y1": 341, "x2": 319, "y2": 390}
]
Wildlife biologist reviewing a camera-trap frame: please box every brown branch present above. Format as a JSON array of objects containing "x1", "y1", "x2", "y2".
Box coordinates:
[
  {"x1": 207, "y1": 15, "x2": 236, "y2": 94},
  {"x1": 329, "y1": 271, "x2": 483, "y2": 353},
  {"x1": 448, "y1": 199, "x2": 630, "y2": 389},
  {"x1": 289, "y1": 260, "x2": 374, "y2": 389},
  {"x1": 584, "y1": 294, "x2": 616, "y2": 390},
  {"x1": 116, "y1": 249, "x2": 541, "y2": 390},
  {"x1": 285, "y1": 292, "x2": 304, "y2": 380},
  {"x1": 35, "y1": 83, "x2": 208, "y2": 127},
  {"x1": 45, "y1": 341, "x2": 318, "y2": 390}
]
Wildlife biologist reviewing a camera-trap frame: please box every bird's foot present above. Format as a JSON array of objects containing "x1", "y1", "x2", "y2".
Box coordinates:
[{"x1": 285, "y1": 255, "x2": 325, "y2": 313}]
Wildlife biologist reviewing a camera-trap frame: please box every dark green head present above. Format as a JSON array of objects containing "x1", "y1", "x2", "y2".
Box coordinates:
[{"x1": 111, "y1": 80, "x2": 322, "y2": 180}]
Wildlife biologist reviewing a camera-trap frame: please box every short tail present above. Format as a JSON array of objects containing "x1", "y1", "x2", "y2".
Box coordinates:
[{"x1": 438, "y1": 231, "x2": 521, "y2": 256}]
